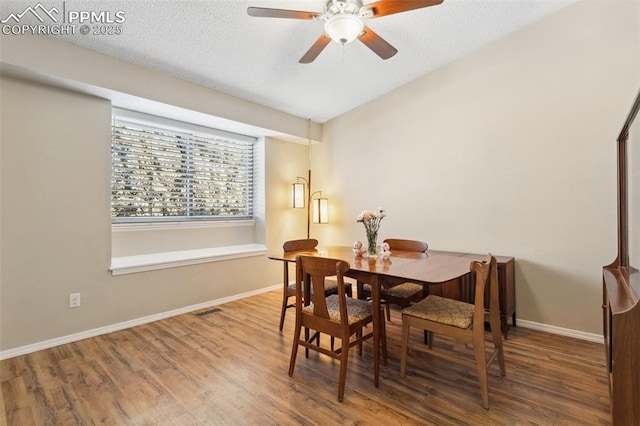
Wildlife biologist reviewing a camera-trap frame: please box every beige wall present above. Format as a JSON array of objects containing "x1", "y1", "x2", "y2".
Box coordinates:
[
  {"x1": 317, "y1": 0, "x2": 640, "y2": 334},
  {"x1": 0, "y1": 75, "x2": 307, "y2": 351}
]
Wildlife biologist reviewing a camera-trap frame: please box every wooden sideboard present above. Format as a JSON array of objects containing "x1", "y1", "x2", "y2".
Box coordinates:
[
  {"x1": 603, "y1": 267, "x2": 640, "y2": 425},
  {"x1": 602, "y1": 87, "x2": 640, "y2": 425},
  {"x1": 493, "y1": 256, "x2": 516, "y2": 338}
]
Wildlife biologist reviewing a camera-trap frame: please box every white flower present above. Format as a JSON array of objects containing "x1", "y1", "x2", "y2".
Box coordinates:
[{"x1": 356, "y1": 207, "x2": 386, "y2": 234}]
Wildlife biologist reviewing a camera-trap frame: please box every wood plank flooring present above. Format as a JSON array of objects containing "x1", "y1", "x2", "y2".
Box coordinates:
[{"x1": 1, "y1": 290, "x2": 611, "y2": 425}]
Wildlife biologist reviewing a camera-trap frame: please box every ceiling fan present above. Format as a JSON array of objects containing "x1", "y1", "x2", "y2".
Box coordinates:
[{"x1": 247, "y1": 0, "x2": 444, "y2": 63}]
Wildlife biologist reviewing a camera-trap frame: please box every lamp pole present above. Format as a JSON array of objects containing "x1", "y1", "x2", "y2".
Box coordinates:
[
  {"x1": 306, "y1": 119, "x2": 312, "y2": 239},
  {"x1": 306, "y1": 169, "x2": 311, "y2": 239}
]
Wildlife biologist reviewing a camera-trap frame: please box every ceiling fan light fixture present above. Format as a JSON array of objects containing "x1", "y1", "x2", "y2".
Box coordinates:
[
  {"x1": 324, "y1": 14, "x2": 363, "y2": 45},
  {"x1": 248, "y1": 0, "x2": 442, "y2": 63}
]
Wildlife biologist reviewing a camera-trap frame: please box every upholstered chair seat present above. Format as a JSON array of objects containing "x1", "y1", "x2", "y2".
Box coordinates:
[
  {"x1": 362, "y1": 282, "x2": 424, "y2": 299},
  {"x1": 402, "y1": 295, "x2": 474, "y2": 329},
  {"x1": 303, "y1": 294, "x2": 373, "y2": 324}
]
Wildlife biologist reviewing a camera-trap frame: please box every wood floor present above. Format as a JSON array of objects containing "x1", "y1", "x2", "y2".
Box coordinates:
[{"x1": 2, "y1": 290, "x2": 611, "y2": 425}]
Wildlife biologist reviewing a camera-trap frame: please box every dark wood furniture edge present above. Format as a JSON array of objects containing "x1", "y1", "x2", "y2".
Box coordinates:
[{"x1": 603, "y1": 87, "x2": 640, "y2": 425}]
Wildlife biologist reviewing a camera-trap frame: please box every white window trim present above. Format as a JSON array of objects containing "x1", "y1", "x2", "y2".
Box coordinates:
[
  {"x1": 112, "y1": 219, "x2": 255, "y2": 233},
  {"x1": 110, "y1": 243, "x2": 266, "y2": 276}
]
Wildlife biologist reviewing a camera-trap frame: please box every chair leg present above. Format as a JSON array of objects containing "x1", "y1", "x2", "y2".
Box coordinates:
[
  {"x1": 473, "y1": 335, "x2": 490, "y2": 409},
  {"x1": 497, "y1": 345, "x2": 506, "y2": 376},
  {"x1": 400, "y1": 316, "x2": 410, "y2": 377},
  {"x1": 307, "y1": 331, "x2": 327, "y2": 354},
  {"x1": 356, "y1": 281, "x2": 365, "y2": 300},
  {"x1": 380, "y1": 308, "x2": 388, "y2": 366},
  {"x1": 357, "y1": 329, "x2": 363, "y2": 356},
  {"x1": 337, "y1": 338, "x2": 350, "y2": 402},
  {"x1": 490, "y1": 315, "x2": 506, "y2": 376},
  {"x1": 279, "y1": 292, "x2": 289, "y2": 331},
  {"x1": 289, "y1": 322, "x2": 302, "y2": 377},
  {"x1": 385, "y1": 302, "x2": 391, "y2": 322},
  {"x1": 280, "y1": 263, "x2": 290, "y2": 331},
  {"x1": 427, "y1": 331, "x2": 434, "y2": 350}
]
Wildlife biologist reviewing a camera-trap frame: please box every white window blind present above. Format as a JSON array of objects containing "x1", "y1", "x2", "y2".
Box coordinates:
[{"x1": 111, "y1": 110, "x2": 255, "y2": 222}]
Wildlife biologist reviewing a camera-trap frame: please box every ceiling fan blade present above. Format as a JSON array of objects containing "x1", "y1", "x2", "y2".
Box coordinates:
[
  {"x1": 247, "y1": 7, "x2": 322, "y2": 20},
  {"x1": 299, "y1": 35, "x2": 331, "y2": 64},
  {"x1": 363, "y1": 0, "x2": 444, "y2": 18},
  {"x1": 358, "y1": 26, "x2": 398, "y2": 60}
]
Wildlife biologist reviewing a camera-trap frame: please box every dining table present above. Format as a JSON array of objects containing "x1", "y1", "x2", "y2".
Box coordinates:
[{"x1": 267, "y1": 245, "x2": 476, "y2": 387}]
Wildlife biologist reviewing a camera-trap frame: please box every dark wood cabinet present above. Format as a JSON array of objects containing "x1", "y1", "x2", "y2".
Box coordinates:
[
  {"x1": 494, "y1": 256, "x2": 516, "y2": 337},
  {"x1": 603, "y1": 87, "x2": 640, "y2": 425},
  {"x1": 603, "y1": 268, "x2": 640, "y2": 425}
]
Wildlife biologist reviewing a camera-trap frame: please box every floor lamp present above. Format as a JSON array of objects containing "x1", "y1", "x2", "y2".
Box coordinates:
[
  {"x1": 292, "y1": 120, "x2": 328, "y2": 238},
  {"x1": 292, "y1": 170, "x2": 329, "y2": 238}
]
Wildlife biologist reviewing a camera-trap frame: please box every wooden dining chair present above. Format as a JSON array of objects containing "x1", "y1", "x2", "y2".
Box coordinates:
[
  {"x1": 358, "y1": 239, "x2": 428, "y2": 321},
  {"x1": 399, "y1": 254, "x2": 506, "y2": 409},
  {"x1": 279, "y1": 239, "x2": 352, "y2": 331},
  {"x1": 288, "y1": 255, "x2": 387, "y2": 402}
]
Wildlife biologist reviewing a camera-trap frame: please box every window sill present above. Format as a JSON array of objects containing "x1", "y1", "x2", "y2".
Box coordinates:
[
  {"x1": 110, "y1": 243, "x2": 267, "y2": 276},
  {"x1": 112, "y1": 219, "x2": 254, "y2": 232}
]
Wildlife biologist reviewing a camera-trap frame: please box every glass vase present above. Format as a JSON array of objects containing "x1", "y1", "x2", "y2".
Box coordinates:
[{"x1": 366, "y1": 231, "x2": 378, "y2": 258}]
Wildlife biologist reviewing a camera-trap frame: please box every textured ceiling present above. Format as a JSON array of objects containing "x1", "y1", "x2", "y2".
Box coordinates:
[{"x1": 3, "y1": 0, "x2": 577, "y2": 123}]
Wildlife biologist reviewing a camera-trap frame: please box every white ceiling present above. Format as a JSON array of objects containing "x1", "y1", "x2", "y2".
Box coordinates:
[{"x1": 6, "y1": 0, "x2": 577, "y2": 123}]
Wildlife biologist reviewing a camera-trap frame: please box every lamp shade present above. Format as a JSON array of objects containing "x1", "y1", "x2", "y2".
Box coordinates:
[
  {"x1": 324, "y1": 14, "x2": 363, "y2": 45},
  {"x1": 313, "y1": 198, "x2": 329, "y2": 224},
  {"x1": 292, "y1": 182, "x2": 305, "y2": 208}
]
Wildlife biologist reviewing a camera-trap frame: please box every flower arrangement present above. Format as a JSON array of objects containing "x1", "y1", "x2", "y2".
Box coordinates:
[{"x1": 356, "y1": 207, "x2": 386, "y2": 257}]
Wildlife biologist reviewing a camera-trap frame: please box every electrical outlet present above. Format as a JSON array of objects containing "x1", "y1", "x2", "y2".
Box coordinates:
[{"x1": 69, "y1": 293, "x2": 81, "y2": 308}]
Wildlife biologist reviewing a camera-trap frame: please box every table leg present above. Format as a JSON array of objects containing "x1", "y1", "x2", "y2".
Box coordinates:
[
  {"x1": 371, "y1": 275, "x2": 380, "y2": 387},
  {"x1": 304, "y1": 274, "x2": 311, "y2": 358}
]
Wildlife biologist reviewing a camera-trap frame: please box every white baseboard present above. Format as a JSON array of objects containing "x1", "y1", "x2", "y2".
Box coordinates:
[
  {"x1": 516, "y1": 319, "x2": 604, "y2": 344},
  {"x1": 0, "y1": 284, "x2": 281, "y2": 360},
  {"x1": 1, "y1": 289, "x2": 604, "y2": 360}
]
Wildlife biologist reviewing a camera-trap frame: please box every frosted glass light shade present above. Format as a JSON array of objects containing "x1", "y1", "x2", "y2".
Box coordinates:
[
  {"x1": 292, "y1": 183, "x2": 305, "y2": 208},
  {"x1": 324, "y1": 14, "x2": 363, "y2": 45},
  {"x1": 313, "y1": 198, "x2": 329, "y2": 224}
]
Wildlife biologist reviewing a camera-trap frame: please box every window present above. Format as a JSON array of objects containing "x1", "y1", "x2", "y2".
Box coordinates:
[{"x1": 111, "y1": 110, "x2": 256, "y2": 223}]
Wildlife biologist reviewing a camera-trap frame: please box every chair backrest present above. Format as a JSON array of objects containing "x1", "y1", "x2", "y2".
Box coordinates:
[
  {"x1": 284, "y1": 239, "x2": 318, "y2": 252},
  {"x1": 295, "y1": 255, "x2": 350, "y2": 324},
  {"x1": 383, "y1": 239, "x2": 428, "y2": 253},
  {"x1": 470, "y1": 254, "x2": 498, "y2": 326}
]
